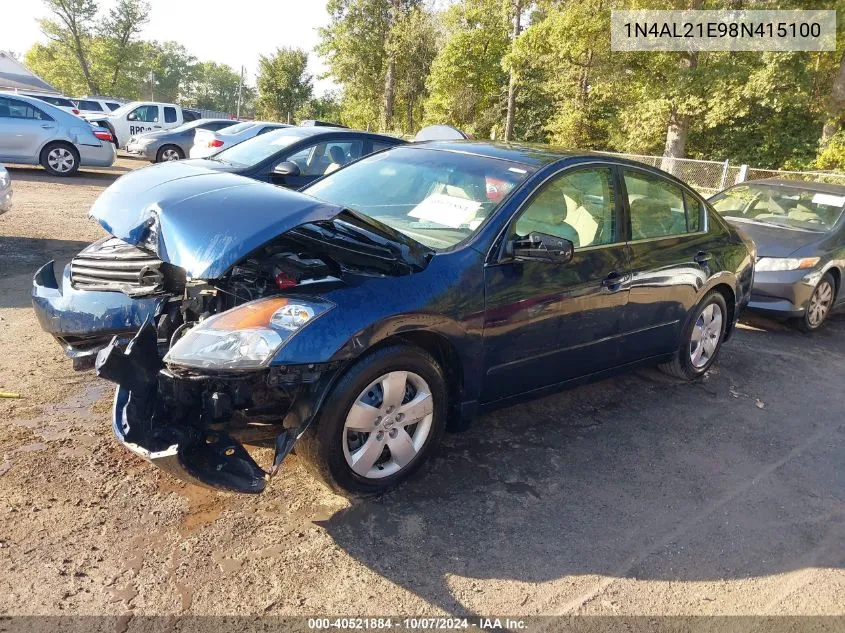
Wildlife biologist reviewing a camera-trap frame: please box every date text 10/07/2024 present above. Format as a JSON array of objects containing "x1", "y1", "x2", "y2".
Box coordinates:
[{"x1": 307, "y1": 618, "x2": 529, "y2": 630}]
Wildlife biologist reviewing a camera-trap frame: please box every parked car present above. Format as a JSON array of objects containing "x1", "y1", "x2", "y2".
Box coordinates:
[
  {"x1": 189, "y1": 120, "x2": 289, "y2": 158},
  {"x1": 33, "y1": 142, "x2": 754, "y2": 495},
  {"x1": 0, "y1": 164, "x2": 11, "y2": 214},
  {"x1": 21, "y1": 93, "x2": 81, "y2": 116},
  {"x1": 710, "y1": 179, "x2": 845, "y2": 331},
  {"x1": 72, "y1": 96, "x2": 124, "y2": 117},
  {"x1": 183, "y1": 109, "x2": 202, "y2": 122},
  {"x1": 84, "y1": 101, "x2": 189, "y2": 149},
  {"x1": 0, "y1": 93, "x2": 116, "y2": 175},
  {"x1": 180, "y1": 126, "x2": 404, "y2": 187},
  {"x1": 125, "y1": 118, "x2": 238, "y2": 162}
]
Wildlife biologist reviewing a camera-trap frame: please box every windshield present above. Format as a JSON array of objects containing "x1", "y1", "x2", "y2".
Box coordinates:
[
  {"x1": 213, "y1": 129, "x2": 307, "y2": 167},
  {"x1": 302, "y1": 146, "x2": 534, "y2": 250},
  {"x1": 711, "y1": 184, "x2": 845, "y2": 231}
]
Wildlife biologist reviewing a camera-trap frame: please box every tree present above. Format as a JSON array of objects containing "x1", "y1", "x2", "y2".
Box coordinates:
[
  {"x1": 297, "y1": 90, "x2": 344, "y2": 123},
  {"x1": 424, "y1": 0, "x2": 510, "y2": 138},
  {"x1": 39, "y1": 0, "x2": 100, "y2": 94},
  {"x1": 389, "y1": 5, "x2": 438, "y2": 132},
  {"x1": 503, "y1": 0, "x2": 524, "y2": 141},
  {"x1": 256, "y1": 48, "x2": 313, "y2": 122},
  {"x1": 99, "y1": 0, "x2": 150, "y2": 94}
]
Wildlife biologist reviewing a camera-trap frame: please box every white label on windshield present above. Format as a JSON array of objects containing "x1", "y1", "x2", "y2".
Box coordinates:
[
  {"x1": 811, "y1": 193, "x2": 845, "y2": 207},
  {"x1": 408, "y1": 193, "x2": 481, "y2": 228}
]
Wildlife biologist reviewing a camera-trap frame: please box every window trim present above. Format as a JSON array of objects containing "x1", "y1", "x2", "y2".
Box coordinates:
[
  {"x1": 618, "y1": 164, "x2": 709, "y2": 244},
  {"x1": 494, "y1": 162, "x2": 625, "y2": 263}
]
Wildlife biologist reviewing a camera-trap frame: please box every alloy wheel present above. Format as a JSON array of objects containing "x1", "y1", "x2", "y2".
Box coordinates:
[
  {"x1": 807, "y1": 280, "x2": 834, "y2": 328},
  {"x1": 342, "y1": 371, "x2": 434, "y2": 479},
  {"x1": 161, "y1": 148, "x2": 181, "y2": 161},
  {"x1": 690, "y1": 302, "x2": 723, "y2": 369},
  {"x1": 47, "y1": 147, "x2": 75, "y2": 173}
]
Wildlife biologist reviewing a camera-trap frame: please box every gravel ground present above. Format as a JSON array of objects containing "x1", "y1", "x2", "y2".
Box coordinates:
[{"x1": 0, "y1": 158, "x2": 844, "y2": 623}]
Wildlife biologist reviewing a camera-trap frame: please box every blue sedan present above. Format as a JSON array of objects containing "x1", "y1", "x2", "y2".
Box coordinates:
[{"x1": 32, "y1": 142, "x2": 754, "y2": 495}]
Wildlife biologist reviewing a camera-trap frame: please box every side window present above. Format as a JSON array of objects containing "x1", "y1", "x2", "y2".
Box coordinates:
[
  {"x1": 164, "y1": 107, "x2": 177, "y2": 123},
  {"x1": 513, "y1": 167, "x2": 617, "y2": 248},
  {"x1": 683, "y1": 190, "x2": 703, "y2": 232},
  {"x1": 285, "y1": 140, "x2": 364, "y2": 177},
  {"x1": 106, "y1": 102, "x2": 121, "y2": 111},
  {"x1": 371, "y1": 141, "x2": 396, "y2": 153},
  {"x1": 2, "y1": 98, "x2": 52, "y2": 121},
  {"x1": 129, "y1": 105, "x2": 158, "y2": 122},
  {"x1": 209, "y1": 121, "x2": 233, "y2": 131},
  {"x1": 624, "y1": 170, "x2": 689, "y2": 240}
]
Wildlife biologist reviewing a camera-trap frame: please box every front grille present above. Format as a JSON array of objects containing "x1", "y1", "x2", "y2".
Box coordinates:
[{"x1": 71, "y1": 237, "x2": 166, "y2": 295}]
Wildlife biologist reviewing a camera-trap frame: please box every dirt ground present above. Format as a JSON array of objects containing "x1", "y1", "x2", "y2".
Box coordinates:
[{"x1": 1, "y1": 157, "x2": 844, "y2": 623}]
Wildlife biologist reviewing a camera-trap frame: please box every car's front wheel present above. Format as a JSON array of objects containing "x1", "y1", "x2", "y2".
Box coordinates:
[
  {"x1": 40, "y1": 142, "x2": 80, "y2": 176},
  {"x1": 297, "y1": 344, "x2": 447, "y2": 496},
  {"x1": 659, "y1": 290, "x2": 728, "y2": 380},
  {"x1": 796, "y1": 273, "x2": 836, "y2": 333}
]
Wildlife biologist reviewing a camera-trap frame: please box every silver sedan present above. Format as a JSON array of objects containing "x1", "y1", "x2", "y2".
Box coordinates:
[
  {"x1": 0, "y1": 92, "x2": 116, "y2": 176},
  {"x1": 0, "y1": 164, "x2": 11, "y2": 214}
]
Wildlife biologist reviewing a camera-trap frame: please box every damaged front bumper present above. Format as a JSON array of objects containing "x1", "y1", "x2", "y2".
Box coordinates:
[
  {"x1": 32, "y1": 261, "x2": 164, "y2": 369},
  {"x1": 97, "y1": 321, "x2": 338, "y2": 493}
]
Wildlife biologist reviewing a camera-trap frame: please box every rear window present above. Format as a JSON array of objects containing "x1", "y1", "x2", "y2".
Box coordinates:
[
  {"x1": 221, "y1": 122, "x2": 256, "y2": 135},
  {"x1": 106, "y1": 102, "x2": 121, "y2": 111},
  {"x1": 164, "y1": 106, "x2": 178, "y2": 123},
  {"x1": 33, "y1": 95, "x2": 75, "y2": 108},
  {"x1": 76, "y1": 100, "x2": 102, "y2": 111}
]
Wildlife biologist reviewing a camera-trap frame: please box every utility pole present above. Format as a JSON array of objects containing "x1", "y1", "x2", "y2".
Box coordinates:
[
  {"x1": 236, "y1": 65, "x2": 245, "y2": 119},
  {"x1": 148, "y1": 71, "x2": 155, "y2": 100}
]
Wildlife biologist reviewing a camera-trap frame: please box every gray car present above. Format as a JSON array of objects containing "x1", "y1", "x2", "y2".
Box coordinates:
[
  {"x1": 710, "y1": 179, "x2": 845, "y2": 331},
  {"x1": 125, "y1": 118, "x2": 237, "y2": 162},
  {"x1": 0, "y1": 164, "x2": 11, "y2": 214},
  {"x1": 0, "y1": 92, "x2": 116, "y2": 176}
]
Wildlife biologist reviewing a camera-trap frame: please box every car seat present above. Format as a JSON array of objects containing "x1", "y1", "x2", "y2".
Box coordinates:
[{"x1": 324, "y1": 145, "x2": 347, "y2": 174}]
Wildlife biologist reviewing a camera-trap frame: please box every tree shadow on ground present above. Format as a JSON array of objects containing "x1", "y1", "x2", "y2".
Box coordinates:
[{"x1": 319, "y1": 315, "x2": 845, "y2": 615}]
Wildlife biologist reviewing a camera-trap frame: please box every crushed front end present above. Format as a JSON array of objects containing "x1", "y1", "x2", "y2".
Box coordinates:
[{"x1": 97, "y1": 318, "x2": 341, "y2": 493}]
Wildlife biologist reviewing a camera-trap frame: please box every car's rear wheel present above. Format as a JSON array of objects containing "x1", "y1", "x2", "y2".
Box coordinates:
[
  {"x1": 40, "y1": 142, "x2": 80, "y2": 176},
  {"x1": 796, "y1": 273, "x2": 835, "y2": 332},
  {"x1": 297, "y1": 344, "x2": 447, "y2": 496},
  {"x1": 156, "y1": 145, "x2": 184, "y2": 162},
  {"x1": 659, "y1": 290, "x2": 728, "y2": 380}
]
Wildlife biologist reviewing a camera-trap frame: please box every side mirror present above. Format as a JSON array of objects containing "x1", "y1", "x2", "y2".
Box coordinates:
[
  {"x1": 512, "y1": 232, "x2": 574, "y2": 264},
  {"x1": 127, "y1": 113, "x2": 137, "y2": 121},
  {"x1": 272, "y1": 161, "x2": 300, "y2": 178}
]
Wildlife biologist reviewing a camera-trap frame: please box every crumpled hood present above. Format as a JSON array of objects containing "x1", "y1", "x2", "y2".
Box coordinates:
[
  {"x1": 724, "y1": 218, "x2": 824, "y2": 258},
  {"x1": 89, "y1": 162, "x2": 345, "y2": 279}
]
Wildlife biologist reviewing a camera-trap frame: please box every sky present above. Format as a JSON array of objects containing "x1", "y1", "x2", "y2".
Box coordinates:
[{"x1": 0, "y1": 0, "x2": 336, "y2": 94}]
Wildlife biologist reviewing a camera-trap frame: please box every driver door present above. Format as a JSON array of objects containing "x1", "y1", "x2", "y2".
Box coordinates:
[{"x1": 481, "y1": 165, "x2": 631, "y2": 402}]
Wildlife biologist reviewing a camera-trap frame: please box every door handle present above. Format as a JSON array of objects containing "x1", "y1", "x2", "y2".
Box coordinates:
[
  {"x1": 601, "y1": 271, "x2": 627, "y2": 291},
  {"x1": 41, "y1": 124, "x2": 54, "y2": 129},
  {"x1": 694, "y1": 251, "x2": 713, "y2": 266}
]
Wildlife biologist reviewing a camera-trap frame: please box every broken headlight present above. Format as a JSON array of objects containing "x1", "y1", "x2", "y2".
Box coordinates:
[{"x1": 164, "y1": 296, "x2": 334, "y2": 370}]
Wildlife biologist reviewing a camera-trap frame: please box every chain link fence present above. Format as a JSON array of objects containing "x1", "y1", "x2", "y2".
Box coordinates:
[{"x1": 598, "y1": 151, "x2": 845, "y2": 197}]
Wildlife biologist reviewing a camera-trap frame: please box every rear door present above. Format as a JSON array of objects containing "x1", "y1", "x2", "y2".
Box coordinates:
[
  {"x1": 481, "y1": 164, "x2": 630, "y2": 401},
  {"x1": 619, "y1": 167, "x2": 716, "y2": 360},
  {"x1": 0, "y1": 97, "x2": 57, "y2": 161}
]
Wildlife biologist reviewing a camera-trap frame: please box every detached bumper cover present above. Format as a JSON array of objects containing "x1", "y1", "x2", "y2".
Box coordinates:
[
  {"x1": 97, "y1": 321, "x2": 336, "y2": 493},
  {"x1": 31, "y1": 261, "x2": 164, "y2": 366}
]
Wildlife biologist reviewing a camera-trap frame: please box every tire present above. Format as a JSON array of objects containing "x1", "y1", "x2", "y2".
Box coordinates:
[
  {"x1": 156, "y1": 144, "x2": 184, "y2": 162},
  {"x1": 659, "y1": 290, "x2": 728, "y2": 380},
  {"x1": 297, "y1": 344, "x2": 447, "y2": 496},
  {"x1": 40, "y1": 142, "x2": 80, "y2": 176},
  {"x1": 795, "y1": 272, "x2": 836, "y2": 333}
]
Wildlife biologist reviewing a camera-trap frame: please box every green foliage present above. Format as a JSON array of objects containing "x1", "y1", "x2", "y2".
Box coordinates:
[
  {"x1": 423, "y1": 0, "x2": 510, "y2": 137},
  {"x1": 255, "y1": 47, "x2": 313, "y2": 122},
  {"x1": 296, "y1": 91, "x2": 344, "y2": 123},
  {"x1": 188, "y1": 62, "x2": 252, "y2": 114},
  {"x1": 816, "y1": 132, "x2": 845, "y2": 170}
]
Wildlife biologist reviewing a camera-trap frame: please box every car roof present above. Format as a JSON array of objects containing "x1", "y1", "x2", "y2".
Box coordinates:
[
  {"x1": 0, "y1": 91, "x2": 70, "y2": 116},
  {"x1": 256, "y1": 126, "x2": 401, "y2": 142},
  {"x1": 407, "y1": 140, "x2": 606, "y2": 167},
  {"x1": 741, "y1": 178, "x2": 845, "y2": 195}
]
